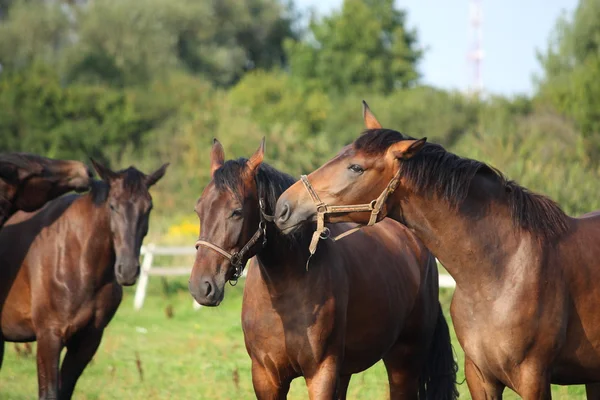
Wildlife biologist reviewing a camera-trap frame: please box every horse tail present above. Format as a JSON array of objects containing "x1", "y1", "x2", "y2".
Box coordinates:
[{"x1": 419, "y1": 304, "x2": 459, "y2": 400}]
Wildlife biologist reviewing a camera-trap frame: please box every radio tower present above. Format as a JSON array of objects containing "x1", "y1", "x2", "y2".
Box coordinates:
[{"x1": 468, "y1": 0, "x2": 484, "y2": 95}]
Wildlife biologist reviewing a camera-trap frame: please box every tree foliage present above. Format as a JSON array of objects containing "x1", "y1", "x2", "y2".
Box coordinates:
[
  {"x1": 0, "y1": 0, "x2": 599, "y2": 222},
  {"x1": 536, "y1": 0, "x2": 600, "y2": 160},
  {"x1": 285, "y1": 0, "x2": 422, "y2": 95}
]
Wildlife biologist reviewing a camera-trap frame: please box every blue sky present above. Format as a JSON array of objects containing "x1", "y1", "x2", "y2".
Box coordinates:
[{"x1": 295, "y1": 0, "x2": 578, "y2": 96}]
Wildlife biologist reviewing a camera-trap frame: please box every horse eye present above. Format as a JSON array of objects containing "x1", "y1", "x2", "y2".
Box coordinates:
[
  {"x1": 231, "y1": 208, "x2": 243, "y2": 218},
  {"x1": 109, "y1": 203, "x2": 116, "y2": 211},
  {"x1": 348, "y1": 164, "x2": 364, "y2": 174}
]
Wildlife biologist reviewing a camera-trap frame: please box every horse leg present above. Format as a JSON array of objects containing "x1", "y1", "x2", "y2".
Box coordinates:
[
  {"x1": 382, "y1": 352, "x2": 419, "y2": 400},
  {"x1": 585, "y1": 383, "x2": 600, "y2": 400},
  {"x1": 515, "y1": 363, "x2": 551, "y2": 400},
  {"x1": 251, "y1": 360, "x2": 292, "y2": 400},
  {"x1": 58, "y1": 328, "x2": 103, "y2": 400},
  {"x1": 36, "y1": 330, "x2": 63, "y2": 400},
  {"x1": 306, "y1": 355, "x2": 341, "y2": 400},
  {"x1": 465, "y1": 357, "x2": 505, "y2": 400},
  {"x1": 336, "y1": 374, "x2": 351, "y2": 400}
]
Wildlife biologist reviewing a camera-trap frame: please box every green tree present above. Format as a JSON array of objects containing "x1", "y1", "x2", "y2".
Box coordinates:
[
  {"x1": 65, "y1": 0, "x2": 296, "y2": 87},
  {"x1": 536, "y1": 0, "x2": 600, "y2": 160},
  {"x1": 229, "y1": 69, "x2": 331, "y2": 136},
  {"x1": 0, "y1": 0, "x2": 297, "y2": 87},
  {"x1": 285, "y1": 0, "x2": 422, "y2": 95},
  {"x1": 0, "y1": 1, "x2": 70, "y2": 70},
  {"x1": 0, "y1": 64, "x2": 166, "y2": 162}
]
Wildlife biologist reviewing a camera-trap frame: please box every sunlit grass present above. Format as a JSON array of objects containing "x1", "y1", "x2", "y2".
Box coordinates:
[{"x1": 0, "y1": 277, "x2": 586, "y2": 399}]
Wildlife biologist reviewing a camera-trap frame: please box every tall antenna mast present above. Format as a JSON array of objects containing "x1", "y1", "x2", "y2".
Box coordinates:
[{"x1": 468, "y1": 0, "x2": 484, "y2": 95}]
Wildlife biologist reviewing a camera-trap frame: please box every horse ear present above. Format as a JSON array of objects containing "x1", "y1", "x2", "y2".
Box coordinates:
[
  {"x1": 247, "y1": 137, "x2": 265, "y2": 175},
  {"x1": 146, "y1": 163, "x2": 169, "y2": 187},
  {"x1": 210, "y1": 138, "x2": 225, "y2": 178},
  {"x1": 90, "y1": 158, "x2": 118, "y2": 182},
  {"x1": 388, "y1": 138, "x2": 427, "y2": 161},
  {"x1": 363, "y1": 100, "x2": 382, "y2": 130}
]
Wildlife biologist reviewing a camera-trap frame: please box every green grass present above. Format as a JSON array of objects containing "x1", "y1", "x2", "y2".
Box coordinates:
[{"x1": 0, "y1": 277, "x2": 588, "y2": 399}]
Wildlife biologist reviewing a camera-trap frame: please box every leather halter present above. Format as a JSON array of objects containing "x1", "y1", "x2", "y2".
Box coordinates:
[
  {"x1": 195, "y1": 198, "x2": 272, "y2": 285},
  {"x1": 300, "y1": 167, "x2": 402, "y2": 263}
]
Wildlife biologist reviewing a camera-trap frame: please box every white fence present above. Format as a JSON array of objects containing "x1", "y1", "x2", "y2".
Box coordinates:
[{"x1": 133, "y1": 244, "x2": 456, "y2": 310}]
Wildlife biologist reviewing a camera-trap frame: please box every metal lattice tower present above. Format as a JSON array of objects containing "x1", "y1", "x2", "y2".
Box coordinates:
[{"x1": 468, "y1": 0, "x2": 484, "y2": 95}]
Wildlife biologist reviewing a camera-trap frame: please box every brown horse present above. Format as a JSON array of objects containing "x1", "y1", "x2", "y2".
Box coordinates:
[
  {"x1": 0, "y1": 160, "x2": 167, "y2": 399},
  {"x1": 0, "y1": 152, "x2": 92, "y2": 227},
  {"x1": 189, "y1": 139, "x2": 458, "y2": 400},
  {"x1": 274, "y1": 102, "x2": 600, "y2": 399}
]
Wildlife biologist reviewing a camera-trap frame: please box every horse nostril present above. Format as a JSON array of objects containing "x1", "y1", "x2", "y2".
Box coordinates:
[
  {"x1": 278, "y1": 202, "x2": 291, "y2": 223},
  {"x1": 116, "y1": 264, "x2": 123, "y2": 276},
  {"x1": 203, "y1": 280, "x2": 213, "y2": 298}
]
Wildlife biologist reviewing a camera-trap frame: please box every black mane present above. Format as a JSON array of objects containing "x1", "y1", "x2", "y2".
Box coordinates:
[
  {"x1": 90, "y1": 180, "x2": 110, "y2": 205},
  {"x1": 213, "y1": 158, "x2": 307, "y2": 243},
  {"x1": 90, "y1": 166, "x2": 149, "y2": 206},
  {"x1": 117, "y1": 166, "x2": 147, "y2": 193},
  {"x1": 356, "y1": 129, "x2": 570, "y2": 240}
]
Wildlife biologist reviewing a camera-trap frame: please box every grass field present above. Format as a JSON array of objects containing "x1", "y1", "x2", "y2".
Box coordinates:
[{"x1": 0, "y1": 275, "x2": 588, "y2": 399}]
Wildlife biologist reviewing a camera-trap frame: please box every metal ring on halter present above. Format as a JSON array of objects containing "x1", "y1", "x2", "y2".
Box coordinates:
[
  {"x1": 259, "y1": 198, "x2": 276, "y2": 222},
  {"x1": 230, "y1": 253, "x2": 243, "y2": 268},
  {"x1": 229, "y1": 255, "x2": 243, "y2": 286},
  {"x1": 320, "y1": 227, "x2": 331, "y2": 239},
  {"x1": 369, "y1": 199, "x2": 378, "y2": 209},
  {"x1": 259, "y1": 221, "x2": 267, "y2": 246}
]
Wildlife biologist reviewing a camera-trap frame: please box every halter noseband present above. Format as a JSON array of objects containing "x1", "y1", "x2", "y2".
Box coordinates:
[
  {"x1": 300, "y1": 167, "x2": 402, "y2": 264},
  {"x1": 194, "y1": 198, "x2": 272, "y2": 285}
]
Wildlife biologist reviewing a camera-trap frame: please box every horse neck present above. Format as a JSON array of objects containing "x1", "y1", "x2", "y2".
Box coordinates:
[
  {"x1": 392, "y1": 174, "x2": 538, "y2": 294},
  {"x1": 254, "y1": 219, "x2": 312, "y2": 291}
]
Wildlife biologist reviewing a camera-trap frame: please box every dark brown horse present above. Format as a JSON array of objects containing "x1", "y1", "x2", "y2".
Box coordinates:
[
  {"x1": 275, "y1": 102, "x2": 600, "y2": 399},
  {"x1": 0, "y1": 152, "x2": 92, "y2": 227},
  {"x1": 189, "y1": 139, "x2": 457, "y2": 400},
  {"x1": 0, "y1": 160, "x2": 167, "y2": 399}
]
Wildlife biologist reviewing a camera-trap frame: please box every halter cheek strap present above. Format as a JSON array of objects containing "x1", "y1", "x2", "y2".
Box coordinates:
[
  {"x1": 300, "y1": 168, "x2": 402, "y2": 268},
  {"x1": 194, "y1": 199, "x2": 269, "y2": 285}
]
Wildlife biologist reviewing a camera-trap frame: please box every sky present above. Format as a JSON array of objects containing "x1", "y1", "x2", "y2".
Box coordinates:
[{"x1": 294, "y1": 0, "x2": 578, "y2": 96}]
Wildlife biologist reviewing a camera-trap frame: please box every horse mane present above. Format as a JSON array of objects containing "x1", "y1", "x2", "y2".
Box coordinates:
[
  {"x1": 90, "y1": 180, "x2": 110, "y2": 205},
  {"x1": 213, "y1": 158, "x2": 308, "y2": 243},
  {"x1": 90, "y1": 166, "x2": 149, "y2": 206},
  {"x1": 356, "y1": 129, "x2": 570, "y2": 240},
  {"x1": 121, "y1": 167, "x2": 149, "y2": 194}
]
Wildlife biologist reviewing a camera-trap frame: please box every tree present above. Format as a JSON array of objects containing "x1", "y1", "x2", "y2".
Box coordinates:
[
  {"x1": 0, "y1": 0, "x2": 297, "y2": 87},
  {"x1": 536, "y1": 0, "x2": 600, "y2": 160},
  {"x1": 0, "y1": 1, "x2": 70, "y2": 70},
  {"x1": 0, "y1": 64, "x2": 166, "y2": 162},
  {"x1": 65, "y1": 0, "x2": 297, "y2": 87},
  {"x1": 285, "y1": 0, "x2": 422, "y2": 95},
  {"x1": 229, "y1": 69, "x2": 331, "y2": 136}
]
